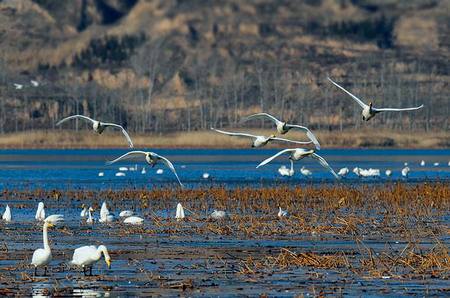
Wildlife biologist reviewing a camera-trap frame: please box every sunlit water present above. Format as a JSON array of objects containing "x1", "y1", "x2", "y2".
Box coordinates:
[
  {"x1": 0, "y1": 148, "x2": 448, "y2": 190},
  {"x1": 0, "y1": 149, "x2": 449, "y2": 296}
]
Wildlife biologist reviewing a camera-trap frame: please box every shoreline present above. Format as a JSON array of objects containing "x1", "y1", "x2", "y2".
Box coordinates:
[{"x1": 0, "y1": 129, "x2": 448, "y2": 149}]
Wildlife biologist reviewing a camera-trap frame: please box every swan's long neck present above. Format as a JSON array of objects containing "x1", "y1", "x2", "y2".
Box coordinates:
[
  {"x1": 97, "y1": 246, "x2": 110, "y2": 261},
  {"x1": 43, "y1": 223, "x2": 50, "y2": 251}
]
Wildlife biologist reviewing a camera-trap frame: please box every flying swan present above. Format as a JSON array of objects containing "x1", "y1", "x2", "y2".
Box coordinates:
[
  {"x1": 240, "y1": 113, "x2": 320, "y2": 149},
  {"x1": 256, "y1": 148, "x2": 340, "y2": 179},
  {"x1": 107, "y1": 151, "x2": 183, "y2": 187},
  {"x1": 56, "y1": 115, "x2": 134, "y2": 148},
  {"x1": 327, "y1": 77, "x2": 423, "y2": 121},
  {"x1": 211, "y1": 128, "x2": 313, "y2": 148},
  {"x1": 31, "y1": 214, "x2": 64, "y2": 276}
]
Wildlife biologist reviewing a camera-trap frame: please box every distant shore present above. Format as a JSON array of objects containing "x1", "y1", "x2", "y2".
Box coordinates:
[{"x1": 0, "y1": 129, "x2": 448, "y2": 149}]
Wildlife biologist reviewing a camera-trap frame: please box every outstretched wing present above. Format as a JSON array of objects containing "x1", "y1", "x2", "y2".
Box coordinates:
[
  {"x1": 44, "y1": 214, "x2": 64, "y2": 223},
  {"x1": 284, "y1": 125, "x2": 321, "y2": 150},
  {"x1": 271, "y1": 137, "x2": 313, "y2": 145},
  {"x1": 56, "y1": 115, "x2": 95, "y2": 126},
  {"x1": 240, "y1": 112, "x2": 282, "y2": 126},
  {"x1": 310, "y1": 153, "x2": 340, "y2": 179},
  {"x1": 328, "y1": 77, "x2": 368, "y2": 109},
  {"x1": 106, "y1": 151, "x2": 148, "y2": 165},
  {"x1": 256, "y1": 149, "x2": 297, "y2": 168},
  {"x1": 102, "y1": 123, "x2": 134, "y2": 148},
  {"x1": 211, "y1": 128, "x2": 257, "y2": 139},
  {"x1": 152, "y1": 153, "x2": 184, "y2": 187},
  {"x1": 373, "y1": 104, "x2": 424, "y2": 112}
]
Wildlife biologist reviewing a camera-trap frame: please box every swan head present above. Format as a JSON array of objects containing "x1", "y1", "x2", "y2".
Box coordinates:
[
  {"x1": 89, "y1": 207, "x2": 94, "y2": 212},
  {"x1": 270, "y1": 134, "x2": 276, "y2": 138},
  {"x1": 98, "y1": 245, "x2": 111, "y2": 268}
]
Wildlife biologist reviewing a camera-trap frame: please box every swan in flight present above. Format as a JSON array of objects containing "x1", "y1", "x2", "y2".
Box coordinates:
[
  {"x1": 175, "y1": 203, "x2": 185, "y2": 221},
  {"x1": 240, "y1": 113, "x2": 320, "y2": 149},
  {"x1": 71, "y1": 245, "x2": 111, "y2": 276},
  {"x1": 35, "y1": 202, "x2": 45, "y2": 221},
  {"x1": 123, "y1": 216, "x2": 144, "y2": 224},
  {"x1": 107, "y1": 151, "x2": 183, "y2": 187},
  {"x1": 327, "y1": 77, "x2": 423, "y2": 121},
  {"x1": 211, "y1": 128, "x2": 313, "y2": 148},
  {"x1": 2, "y1": 205, "x2": 11, "y2": 222},
  {"x1": 56, "y1": 115, "x2": 133, "y2": 148},
  {"x1": 210, "y1": 210, "x2": 227, "y2": 219},
  {"x1": 300, "y1": 166, "x2": 312, "y2": 177},
  {"x1": 338, "y1": 167, "x2": 349, "y2": 177},
  {"x1": 31, "y1": 215, "x2": 64, "y2": 276},
  {"x1": 278, "y1": 160, "x2": 294, "y2": 177},
  {"x1": 257, "y1": 148, "x2": 339, "y2": 179},
  {"x1": 278, "y1": 207, "x2": 288, "y2": 218}
]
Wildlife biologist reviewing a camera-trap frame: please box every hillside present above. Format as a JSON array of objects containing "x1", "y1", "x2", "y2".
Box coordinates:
[{"x1": 0, "y1": 0, "x2": 448, "y2": 145}]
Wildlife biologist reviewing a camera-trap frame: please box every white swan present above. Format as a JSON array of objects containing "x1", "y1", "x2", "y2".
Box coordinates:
[
  {"x1": 31, "y1": 215, "x2": 64, "y2": 276},
  {"x1": 13, "y1": 83, "x2": 23, "y2": 89},
  {"x1": 123, "y1": 216, "x2": 144, "y2": 225},
  {"x1": 2, "y1": 205, "x2": 11, "y2": 222},
  {"x1": 300, "y1": 166, "x2": 312, "y2": 177},
  {"x1": 420, "y1": 160, "x2": 425, "y2": 166},
  {"x1": 156, "y1": 169, "x2": 164, "y2": 175},
  {"x1": 119, "y1": 210, "x2": 134, "y2": 217},
  {"x1": 433, "y1": 162, "x2": 440, "y2": 167},
  {"x1": 107, "y1": 151, "x2": 183, "y2": 187},
  {"x1": 211, "y1": 128, "x2": 313, "y2": 148},
  {"x1": 35, "y1": 202, "x2": 45, "y2": 221},
  {"x1": 99, "y1": 202, "x2": 115, "y2": 223},
  {"x1": 115, "y1": 172, "x2": 126, "y2": 177},
  {"x1": 240, "y1": 113, "x2": 321, "y2": 149},
  {"x1": 210, "y1": 210, "x2": 227, "y2": 219},
  {"x1": 385, "y1": 169, "x2": 392, "y2": 177},
  {"x1": 56, "y1": 115, "x2": 133, "y2": 148},
  {"x1": 80, "y1": 204, "x2": 88, "y2": 219},
  {"x1": 401, "y1": 166, "x2": 410, "y2": 178},
  {"x1": 278, "y1": 160, "x2": 294, "y2": 177},
  {"x1": 98, "y1": 172, "x2": 105, "y2": 177},
  {"x1": 141, "y1": 167, "x2": 146, "y2": 174},
  {"x1": 86, "y1": 207, "x2": 95, "y2": 224},
  {"x1": 175, "y1": 203, "x2": 185, "y2": 221},
  {"x1": 202, "y1": 172, "x2": 210, "y2": 179},
  {"x1": 257, "y1": 148, "x2": 339, "y2": 179},
  {"x1": 71, "y1": 245, "x2": 111, "y2": 276},
  {"x1": 278, "y1": 207, "x2": 288, "y2": 218},
  {"x1": 328, "y1": 77, "x2": 423, "y2": 121},
  {"x1": 338, "y1": 167, "x2": 349, "y2": 177},
  {"x1": 30, "y1": 80, "x2": 39, "y2": 87},
  {"x1": 353, "y1": 167, "x2": 361, "y2": 177}
]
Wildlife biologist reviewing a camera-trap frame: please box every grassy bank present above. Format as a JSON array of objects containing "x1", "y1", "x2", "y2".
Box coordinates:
[{"x1": 0, "y1": 129, "x2": 448, "y2": 149}]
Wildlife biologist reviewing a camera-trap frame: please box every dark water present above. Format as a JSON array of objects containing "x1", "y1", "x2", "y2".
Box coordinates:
[{"x1": 0, "y1": 148, "x2": 448, "y2": 190}]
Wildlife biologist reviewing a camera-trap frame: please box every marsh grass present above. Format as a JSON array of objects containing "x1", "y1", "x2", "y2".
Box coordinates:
[{"x1": 0, "y1": 129, "x2": 448, "y2": 148}]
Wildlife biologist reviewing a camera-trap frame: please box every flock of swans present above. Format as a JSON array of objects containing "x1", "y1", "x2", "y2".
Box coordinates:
[{"x1": 1, "y1": 77, "x2": 441, "y2": 279}]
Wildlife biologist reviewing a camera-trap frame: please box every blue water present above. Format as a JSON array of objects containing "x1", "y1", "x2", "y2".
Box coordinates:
[{"x1": 0, "y1": 148, "x2": 448, "y2": 190}]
